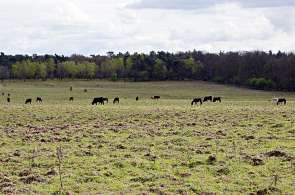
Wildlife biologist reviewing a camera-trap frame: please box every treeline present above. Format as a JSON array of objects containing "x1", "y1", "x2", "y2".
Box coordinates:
[{"x1": 1, "y1": 50, "x2": 295, "y2": 91}]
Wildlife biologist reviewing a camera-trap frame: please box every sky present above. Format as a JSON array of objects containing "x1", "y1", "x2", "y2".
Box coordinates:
[{"x1": 0, "y1": 0, "x2": 295, "y2": 55}]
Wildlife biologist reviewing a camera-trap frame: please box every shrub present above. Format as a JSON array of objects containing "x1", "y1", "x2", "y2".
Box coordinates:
[
  {"x1": 111, "y1": 73, "x2": 118, "y2": 81},
  {"x1": 213, "y1": 76, "x2": 225, "y2": 83},
  {"x1": 247, "y1": 77, "x2": 273, "y2": 89}
]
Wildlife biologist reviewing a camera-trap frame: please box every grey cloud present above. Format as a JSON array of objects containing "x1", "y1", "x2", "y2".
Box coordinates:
[
  {"x1": 1, "y1": 0, "x2": 295, "y2": 55},
  {"x1": 129, "y1": 0, "x2": 295, "y2": 10},
  {"x1": 129, "y1": 0, "x2": 218, "y2": 10}
]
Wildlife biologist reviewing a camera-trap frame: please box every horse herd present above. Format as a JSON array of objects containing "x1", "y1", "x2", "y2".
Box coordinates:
[
  {"x1": 1, "y1": 92, "x2": 159, "y2": 105},
  {"x1": 191, "y1": 96, "x2": 221, "y2": 106},
  {"x1": 272, "y1": 98, "x2": 287, "y2": 105},
  {"x1": 0, "y1": 91, "x2": 288, "y2": 106}
]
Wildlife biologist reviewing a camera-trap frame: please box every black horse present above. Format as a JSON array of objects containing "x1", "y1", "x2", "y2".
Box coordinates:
[
  {"x1": 151, "y1": 96, "x2": 160, "y2": 100},
  {"x1": 92, "y1": 97, "x2": 104, "y2": 105},
  {"x1": 136, "y1": 96, "x2": 139, "y2": 101},
  {"x1": 191, "y1": 98, "x2": 202, "y2": 106},
  {"x1": 103, "y1": 97, "x2": 108, "y2": 104},
  {"x1": 36, "y1": 97, "x2": 43, "y2": 103},
  {"x1": 203, "y1": 96, "x2": 213, "y2": 102},
  {"x1": 7, "y1": 97, "x2": 10, "y2": 103},
  {"x1": 113, "y1": 97, "x2": 120, "y2": 104},
  {"x1": 277, "y1": 98, "x2": 287, "y2": 105},
  {"x1": 69, "y1": 97, "x2": 74, "y2": 101},
  {"x1": 213, "y1": 97, "x2": 221, "y2": 103},
  {"x1": 25, "y1": 98, "x2": 32, "y2": 104}
]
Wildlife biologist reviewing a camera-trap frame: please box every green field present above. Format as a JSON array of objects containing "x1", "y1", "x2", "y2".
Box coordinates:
[{"x1": 0, "y1": 80, "x2": 294, "y2": 194}]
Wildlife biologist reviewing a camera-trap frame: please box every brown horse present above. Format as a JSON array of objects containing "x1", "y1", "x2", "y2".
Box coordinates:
[
  {"x1": 113, "y1": 97, "x2": 120, "y2": 104},
  {"x1": 25, "y1": 98, "x2": 32, "y2": 104},
  {"x1": 36, "y1": 97, "x2": 43, "y2": 103},
  {"x1": 151, "y1": 96, "x2": 160, "y2": 100},
  {"x1": 92, "y1": 97, "x2": 104, "y2": 105},
  {"x1": 213, "y1": 97, "x2": 221, "y2": 103},
  {"x1": 203, "y1": 96, "x2": 213, "y2": 102},
  {"x1": 191, "y1": 98, "x2": 202, "y2": 106},
  {"x1": 103, "y1": 97, "x2": 108, "y2": 104},
  {"x1": 277, "y1": 98, "x2": 286, "y2": 105}
]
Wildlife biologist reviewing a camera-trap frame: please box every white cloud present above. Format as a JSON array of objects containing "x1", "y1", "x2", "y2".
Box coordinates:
[
  {"x1": 0, "y1": 0, "x2": 295, "y2": 55},
  {"x1": 130, "y1": 0, "x2": 295, "y2": 10}
]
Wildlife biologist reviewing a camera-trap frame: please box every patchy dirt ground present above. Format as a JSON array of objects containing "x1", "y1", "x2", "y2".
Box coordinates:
[{"x1": 0, "y1": 81, "x2": 294, "y2": 194}]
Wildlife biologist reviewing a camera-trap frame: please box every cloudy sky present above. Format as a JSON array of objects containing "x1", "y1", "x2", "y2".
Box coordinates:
[{"x1": 0, "y1": 0, "x2": 294, "y2": 55}]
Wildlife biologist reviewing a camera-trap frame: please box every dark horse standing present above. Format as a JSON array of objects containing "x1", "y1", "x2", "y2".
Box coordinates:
[
  {"x1": 191, "y1": 98, "x2": 202, "y2": 106},
  {"x1": 213, "y1": 97, "x2": 221, "y2": 103},
  {"x1": 277, "y1": 98, "x2": 287, "y2": 105},
  {"x1": 92, "y1": 97, "x2": 104, "y2": 105},
  {"x1": 103, "y1": 97, "x2": 108, "y2": 104},
  {"x1": 203, "y1": 96, "x2": 213, "y2": 102},
  {"x1": 113, "y1": 97, "x2": 120, "y2": 104},
  {"x1": 151, "y1": 96, "x2": 160, "y2": 100},
  {"x1": 25, "y1": 98, "x2": 32, "y2": 104},
  {"x1": 136, "y1": 96, "x2": 139, "y2": 101},
  {"x1": 36, "y1": 97, "x2": 43, "y2": 103},
  {"x1": 69, "y1": 97, "x2": 74, "y2": 101}
]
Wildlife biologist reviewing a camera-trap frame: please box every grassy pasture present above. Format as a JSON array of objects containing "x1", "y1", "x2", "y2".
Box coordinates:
[{"x1": 0, "y1": 80, "x2": 294, "y2": 194}]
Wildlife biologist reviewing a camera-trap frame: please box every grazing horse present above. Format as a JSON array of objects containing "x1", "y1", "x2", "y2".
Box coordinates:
[
  {"x1": 151, "y1": 96, "x2": 160, "y2": 100},
  {"x1": 7, "y1": 97, "x2": 10, "y2": 103},
  {"x1": 69, "y1": 97, "x2": 74, "y2": 101},
  {"x1": 213, "y1": 97, "x2": 221, "y2": 103},
  {"x1": 25, "y1": 98, "x2": 32, "y2": 104},
  {"x1": 36, "y1": 97, "x2": 43, "y2": 103},
  {"x1": 113, "y1": 97, "x2": 120, "y2": 104},
  {"x1": 136, "y1": 96, "x2": 139, "y2": 101},
  {"x1": 277, "y1": 98, "x2": 287, "y2": 105},
  {"x1": 191, "y1": 98, "x2": 202, "y2": 106},
  {"x1": 203, "y1": 96, "x2": 213, "y2": 102},
  {"x1": 1, "y1": 92, "x2": 4, "y2": 96},
  {"x1": 103, "y1": 97, "x2": 108, "y2": 104},
  {"x1": 92, "y1": 97, "x2": 104, "y2": 105},
  {"x1": 84, "y1": 89, "x2": 87, "y2": 93}
]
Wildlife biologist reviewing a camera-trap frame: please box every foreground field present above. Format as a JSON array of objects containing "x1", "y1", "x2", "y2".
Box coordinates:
[{"x1": 0, "y1": 80, "x2": 295, "y2": 194}]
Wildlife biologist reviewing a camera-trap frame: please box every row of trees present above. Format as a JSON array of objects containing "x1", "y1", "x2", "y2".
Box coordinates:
[
  {"x1": 10, "y1": 59, "x2": 97, "y2": 80},
  {"x1": 1, "y1": 50, "x2": 295, "y2": 91}
]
